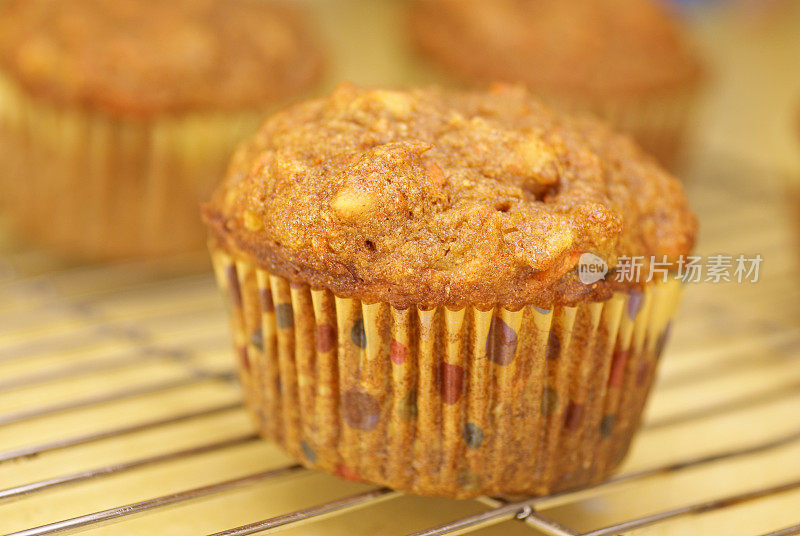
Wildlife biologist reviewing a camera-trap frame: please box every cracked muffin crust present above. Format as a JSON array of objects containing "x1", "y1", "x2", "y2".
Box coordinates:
[
  {"x1": 0, "y1": 0, "x2": 323, "y2": 116},
  {"x1": 204, "y1": 84, "x2": 696, "y2": 310}
]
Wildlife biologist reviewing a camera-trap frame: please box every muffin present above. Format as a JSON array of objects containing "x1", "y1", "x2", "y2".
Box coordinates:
[
  {"x1": 408, "y1": 0, "x2": 704, "y2": 168},
  {"x1": 0, "y1": 0, "x2": 323, "y2": 260},
  {"x1": 203, "y1": 84, "x2": 696, "y2": 498}
]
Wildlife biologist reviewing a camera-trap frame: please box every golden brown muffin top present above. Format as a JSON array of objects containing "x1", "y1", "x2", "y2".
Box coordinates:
[
  {"x1": 204, "y1": 84, "x2": 696, "y2": 309},
  {"x1": 0, "y1": 0, "x2": 323, "y2": 116},
  {"x1": 409, "y1": 0, "x2": 703, "y2": 95}
]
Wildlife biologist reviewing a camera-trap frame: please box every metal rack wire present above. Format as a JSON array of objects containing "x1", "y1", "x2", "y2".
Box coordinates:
[{"x1": 1, "y1": 157, "x2": 799, "y2": 536}]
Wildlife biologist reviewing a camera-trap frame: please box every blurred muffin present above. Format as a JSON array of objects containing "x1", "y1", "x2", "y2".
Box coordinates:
[
  {"x1": 0, "y1": 0, "x2": 323, "y2": 260},
  {"x1": 408, "y1": 0, "x2": 704, "y2": 167},
  {"x1": 204, "y1": 84, "x2": 696, "y2": 498}
]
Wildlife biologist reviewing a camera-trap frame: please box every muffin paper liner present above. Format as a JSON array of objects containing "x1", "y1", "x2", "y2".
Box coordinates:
[
  {"x1": 0, "y1": 71, "x2": 264, "y2": 259},
  {"x1": 211, "y1": 247, "x2": 683, "y2": 498}
]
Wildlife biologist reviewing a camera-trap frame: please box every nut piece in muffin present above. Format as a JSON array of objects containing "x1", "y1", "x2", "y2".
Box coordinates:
[
  {"x1": 204, "y1": 84, "x2": 696, "y2": 498},
  {"x1": 408, "y1": 0, "x2": 705, "y2": 167},
  {"x1": 0, "y1": 0, "x2": 324, "y2": 259}
]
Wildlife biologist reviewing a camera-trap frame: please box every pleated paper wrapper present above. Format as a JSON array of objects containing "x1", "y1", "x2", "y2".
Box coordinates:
[
  {"x1": 212, "y1": 248, "x2": 683, "y2": 499},
  {"x1": 0, "y1": 71, "x2": 264, "y2": 260}
]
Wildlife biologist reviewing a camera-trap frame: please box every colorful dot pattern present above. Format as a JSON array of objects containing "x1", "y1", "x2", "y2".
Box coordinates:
[
  {"x1": 300, "y1": 440, "x2": 317, "y2": 463},
  {"x1": 274, "y1": 303, "x2": 294, "y2": 329},
  {"x1": 541, "y1": 386, "x2": 559, "y2": 416},
  {"x1": 636, "y1": 360, "x2": 650, "y2": 386},
  {"x1": 316, "y1": 323, "x2": 336, "y2": 353},
  {"x1": 342, "y1": 388, "x2": 380, "y2": 431},
  {"x1": 457, "y1": 469, "x2": 481, "y2": 491},
  {"x1": 600, "y1": 414, "x2": 616, "y2": 439},
  {"x1": 350, "y1": 318, "x2": 366, "y2": 349},
  {"x1": 608, "y1": 349, "x2": 628, "y2": 388},
  {"x1": 438, "y1": 362, "x2": 465, "y2": 405},
  {"x1": 486, "y1": 316, "x2": 518, "y2": 366},
  {"x1": 564, "y1": 401, "x2": 584, "y2": 431},
  {"x1": 389, "y1": 339, "x2": 407, "y2": 364},
  {"x1": 335, "y1": 464, "x2": 363, "y2": 482},
  {"x1": 259, "y1": 288, "x2": 274, "y2": 313},
  {"x1": 546, "y1": 332, "x2": 561, "y2": 361},
  {"x1": 218, "y1": 256, "x2": 681, "y2": 497},
  {"x1": 627, "y1": 290, "x2": 644, "y2": 319},
  {"x1": 463, "y1": 422, "x2": 484, "y2": 449},
  {"x1": 250, "y1": 329, "x2": 263, "y2": 352}
]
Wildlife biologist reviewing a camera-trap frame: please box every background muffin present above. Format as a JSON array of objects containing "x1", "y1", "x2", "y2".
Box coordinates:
[
  {"x1": 0, "y1": 0, "x2": 323, "y2": 260},
  {"x1": 408, "y1": 0, "x2": 704, "y2": 168},
  {"x1": 204, "y1": 84, "x2": 696, "y2": 498}
]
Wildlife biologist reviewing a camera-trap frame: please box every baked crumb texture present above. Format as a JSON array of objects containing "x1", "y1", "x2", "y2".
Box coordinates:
[{"x1": 205, "y1": 84, "x2": 696, "y2": 309}]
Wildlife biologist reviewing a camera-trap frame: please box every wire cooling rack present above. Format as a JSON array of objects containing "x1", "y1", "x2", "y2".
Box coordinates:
[{"x1": 1, "y1": 155, "x2": 799, "y2": 536}]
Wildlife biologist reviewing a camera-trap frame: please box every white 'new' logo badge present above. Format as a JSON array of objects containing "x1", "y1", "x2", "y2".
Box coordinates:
[{"x1": 577, "y1": 253, "x2": 609, "y2": 285}]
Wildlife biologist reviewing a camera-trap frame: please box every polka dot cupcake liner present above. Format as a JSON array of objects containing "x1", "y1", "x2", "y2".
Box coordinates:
[
  {"x1": 0, "y1": 71, "x2": 264, "y2": 260},
  {"x1": 211, "y1": 248, "x2": 683, "y2": 498}
]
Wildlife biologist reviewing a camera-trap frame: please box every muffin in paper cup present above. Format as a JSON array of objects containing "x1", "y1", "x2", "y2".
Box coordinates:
[
  {"x1": 203, "y1": 84, "x2": 697, "y2": 498},
  {"x1": 407, "y1": 0, "x2": 705, "y2": 168},
  {"x1": 0, "y1": 0, "x2": 323, "y2": 260},
  {"x1": 0, "y1": 75, "x2": 265, "y2": 259}
]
